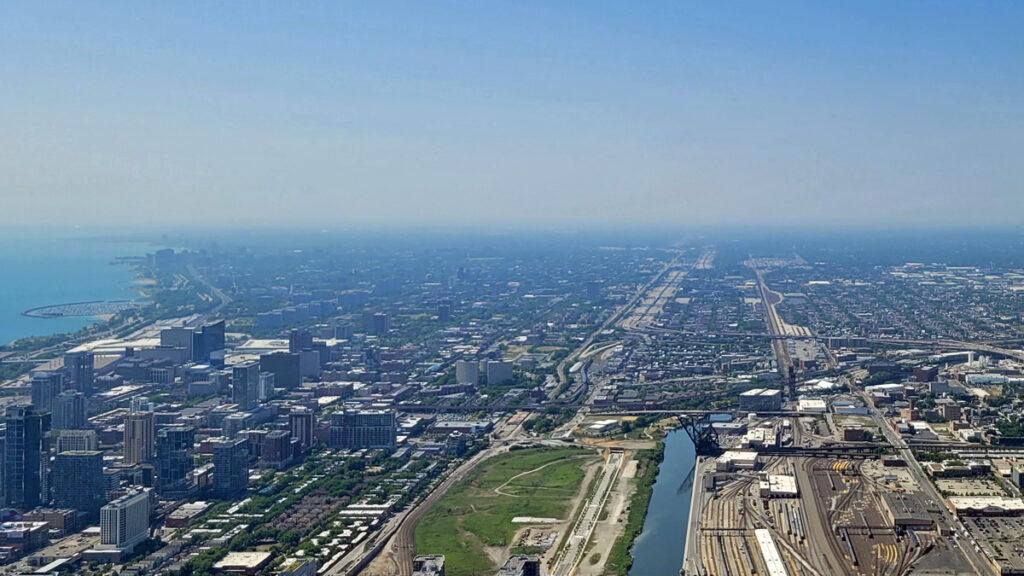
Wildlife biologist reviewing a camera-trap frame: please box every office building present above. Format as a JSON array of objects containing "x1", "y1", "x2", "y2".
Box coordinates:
[
  {"x1": 486, "y1": 361, "x2": 514, "y2": 385},
  {"x1": 192, "y1": 320, "x2": 226, "y2": 365},
  {"x1": 57, "y1": 429, "x2": 98, "y2": 453},
  {"x1": 160, "y1": 326, "x2": 194, "y2": 361},
  {"x1": 259, "y1": 352, "x2": 301, "y2": 389},
  {"x1": 330, "y1": 410, "x2": 397, "y2": 451},
  {"x1": 64, "y1": 351, "x2": 95, "y2": 396},
  {"x1": 289, "y1": 408, "x2": 315, "y2": 448},
  {"x1": 52, "y1": 391, "x2": 88, "y2": 430},
  {"x1": 4, "y1": 406, "x2": 51, "y2": 509},
  {"x1": 99, "y1": 490, "x2": 150, "y2": 552},
  {"x1": 156, "y1": 426, "x2": 195, "y2": 499},
  {"x1": 455, "y1": 360, "x2": 479, "y2": 386},
  {"x1": 53, "y1": 451, "x2": 105, "y2": 521},
  {"x1": 211, "y1": 437, "x2": 249, "y2": 499},
  {"x1": 30, "y1": 371, "x2": 63, "y2": 412},
  {"x1": 232, "y1": 361, "x2": 260, "y2": 410},
  {"x1": 124, "y1": 407, "x2": 155, "y2": 465}
]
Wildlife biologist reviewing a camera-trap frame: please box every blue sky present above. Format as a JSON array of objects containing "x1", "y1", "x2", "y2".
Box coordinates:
[{"x1": 1, "y1": 2, "x2": 1022, "y2": 228}]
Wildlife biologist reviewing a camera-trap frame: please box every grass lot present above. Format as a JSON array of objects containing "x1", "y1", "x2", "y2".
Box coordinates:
[{"x1": 415, "y1": 447, "x2": 594, "y2": 576}]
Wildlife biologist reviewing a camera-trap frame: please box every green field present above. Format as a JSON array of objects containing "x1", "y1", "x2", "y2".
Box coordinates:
[{"x1": 415, "y1": 447, "x2": 595, "y2": 576}]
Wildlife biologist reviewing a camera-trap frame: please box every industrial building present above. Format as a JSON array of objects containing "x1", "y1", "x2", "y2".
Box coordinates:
[{"x1": 739, "y1": 388, "x2": 782, "y2": 412}]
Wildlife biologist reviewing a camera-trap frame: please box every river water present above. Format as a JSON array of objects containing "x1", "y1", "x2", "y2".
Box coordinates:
[{"x1": 628, "y1": 430, "x2": 697, "y2": 576}]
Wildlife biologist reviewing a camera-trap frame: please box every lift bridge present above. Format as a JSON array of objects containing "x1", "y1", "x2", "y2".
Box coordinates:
[{"x1": 676, "y1": 412, "x2": 727, "y2": 456}]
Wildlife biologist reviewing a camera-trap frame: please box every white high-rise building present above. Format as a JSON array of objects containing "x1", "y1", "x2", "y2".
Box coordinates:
[
  {"x1": 99, "y1": 490, "x2": 150, "y2": 551},
  {"x1": 455, "y1": 360, "x2": 479, "y2": 385}
]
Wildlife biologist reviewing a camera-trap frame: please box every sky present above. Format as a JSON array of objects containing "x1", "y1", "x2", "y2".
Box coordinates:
[{"x1": 1, "y1": 1, "x2": 1022, "y2": 229}]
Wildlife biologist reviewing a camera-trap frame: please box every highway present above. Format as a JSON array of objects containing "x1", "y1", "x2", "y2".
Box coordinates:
[{"x1": 755, "y1": 270, "x2": 795, "y2": 392}]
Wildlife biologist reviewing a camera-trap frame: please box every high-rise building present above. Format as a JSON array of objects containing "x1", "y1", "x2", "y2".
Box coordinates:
[
  {"x1": 329, "y1": 410, "x2": 397, "y2": 451},
  {"x1": 288, "y1": 329, "x2": 314, "y2": 353},
  {"x1": 289, "y1": 408, "x2": 315, "y2": 448},
  {"x1": 455, "y1": 360, "x2": 479, "y2": 385},
  {"x1": 57, "y1": 429, "x2": 99, "y2": 453},
  {"x1": 124, "y1": 406, "x2": 155, "y2": 465},
  {"x1": 156, "y1": 426, "x2": 195, "y2": 499},
  {"x1": 99, "y1": 490, "x2": 150, "y2": 552},
  {"x1": 486, "y1": 361, "x2": 514, "y2": 385},
  {"x1": 192, "y1": 320, "x2": 226, "y2": 366},
  {"x1": 52, "y1": 391, "x2": 88, "y2": 430},
  {"x1": 52, "y1": 451, "x2": 105, "y2": 521},
  {"x1": 64, "y1": 351, "x2": 95, "y2": 396},
  {"x1": 333, "y1": 324, "x2": 353, "y2": 340},
  {"x1": 211, "y1": 437, "x2": 249, "y2": 499},
  {"x1": 372, "y1": 312, "x2": 390, "y2": 335},
  {"x1": 30, "y1": 371, "x2": 63, "y2": 412},
  {"x1": 232, "y1": 361, "x2": 260, "y2": 410},
  {"x1": 258, "y1": 372, "x2": 275, "y2": 402},
  {"x1": 259, "y1": 352, "x2": 301, "y2": 389},
  {"x1": 437, "y1": 301, "x2": 452, "y2": 324},
  {"x1": 159, "y1": 326, "x2": 194, "y2": 361},
  {"x1": 4, "y1": 406, "x2": 51, "y2": 509},
  {"x1": 261, "y1": 430, "x2": 292, "y2": 469}
]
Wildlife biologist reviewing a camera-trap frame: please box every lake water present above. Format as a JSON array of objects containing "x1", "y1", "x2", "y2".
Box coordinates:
[
  {"x1": 0, "y1": 230, "x2": 150, "y2": 345},
  {"x1": 629, "y1": 430, "x2": 697, "y2": 576}
]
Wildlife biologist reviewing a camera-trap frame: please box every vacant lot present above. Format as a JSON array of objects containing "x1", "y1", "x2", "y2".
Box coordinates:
[{"x1": 415, "y1": 447, "x2": 595, "y2": 576}]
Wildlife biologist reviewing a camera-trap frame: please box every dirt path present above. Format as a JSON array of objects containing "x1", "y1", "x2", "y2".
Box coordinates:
[
  {"x1": 494, "y1": 459, "x2": 566, "y2": 497},
  {"x1": 493, "y1": 455, "x2": 592, "y2": 497}
]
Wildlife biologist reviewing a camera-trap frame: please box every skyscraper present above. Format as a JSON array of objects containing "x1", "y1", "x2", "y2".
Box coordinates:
[
  {"x1": 211, "y1": 436, "x2": 249, "y2": 499},
  {"x1": 192, "y1": 320, "x2": 226, "y2": 365},
  {"x1": 156, "y1": 426, "x2": 195, "y2": 499},
  {"x1": 4, "y1": 406, "x2": 51, "y2": 509},
  {"x1": 30, "y1": 371, "x2": 63, "y2": 413},
  {"x1": 52, "y1": 391, "x2": 88, "y2": 430},
  {"x1": 64, "y1": 351, "x2": 95, "y2": 396},
  {"x1": 52, "y1": 451, "x2": 105, "y2": 521},
  {"x1": 232, "y1": 361, "x2": 260, "y2": 410},
  {"x1": 124, "y1": 404, "x2": 155, "y2": 465}
]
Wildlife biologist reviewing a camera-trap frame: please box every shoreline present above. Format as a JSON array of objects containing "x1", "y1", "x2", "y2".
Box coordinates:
[{"x1": 680, "y1": 455, "x2": 708, "y2": 576}]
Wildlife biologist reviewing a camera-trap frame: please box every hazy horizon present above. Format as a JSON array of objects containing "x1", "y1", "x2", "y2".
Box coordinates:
[{"x1": 2, "y1": 1, "x2": 1023, "y2": 227}]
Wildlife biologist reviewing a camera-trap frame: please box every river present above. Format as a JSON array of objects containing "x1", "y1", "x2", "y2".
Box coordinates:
[{"x1": 628, "y1": 429, "x2": 697, "y2": 576}]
